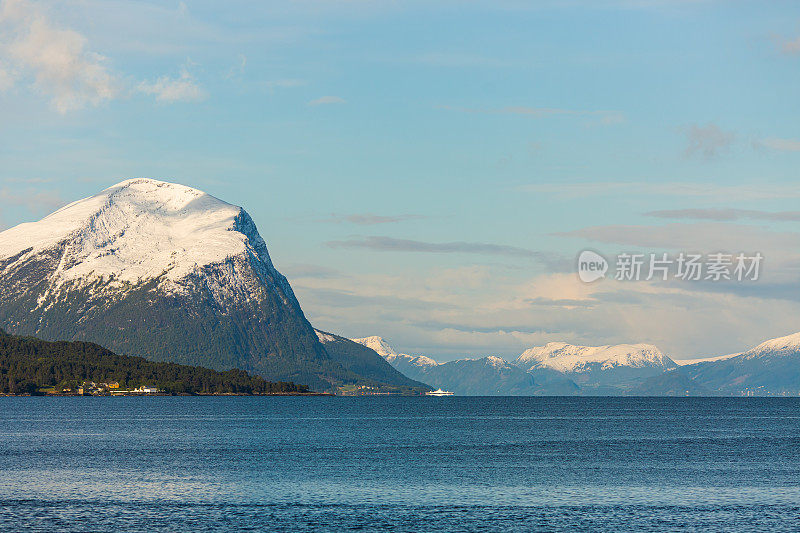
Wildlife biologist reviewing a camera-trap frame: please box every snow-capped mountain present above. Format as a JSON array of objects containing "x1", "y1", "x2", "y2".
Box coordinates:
[
  {"x1": 352, "y1": 336, "x2": 577, "y2": 395},
  {"x1": 674, "y1": 353, "x2": 740, "y2": 366},
  {"x1": 514, "y1": 342, "x2": 677, "y2": 390},
  {"x1": 0, "y1": 178, "x2": 283, "y2": 294},
  {"x1": 351, "y1": 336, "x2": 438, "y2": 370},
  {"x1": 741, "y1": 332, "x2": 800, "y2": 359},
  {"x1": 314, "y1": 330, "x2": 429, "y2": 390},
  {"x1": 351, "y1": 336, "x2": 398, "y2": 359},
  {"x1": 681, "y1": 331, "x2": 800, "y2": 395},
  {"x1": 0, "y1": 178, "x2": 402, "y2": 391},
  {"x1": 516, "y1": 342, "x2": 676, "y2": 373}
]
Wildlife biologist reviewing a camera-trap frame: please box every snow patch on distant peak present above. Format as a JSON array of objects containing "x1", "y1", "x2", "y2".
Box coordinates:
[
  {"x1": 485, "y1": 355, "x2": 509, "y2": 368},
  {"x1": 675, "y1": 353, "x2": 741, "y2": 366},
  {"x1": 410, "y1": 355, "x2": 438, "y2": 367},
  {"x1": 744, "y1": 331, "x2": 800, "y2": 358},
  {"x1": 351, "y1": 336, "x2": 440, "y2": 368},
  {"x1": 314, "y1": 330, "x2": 337, "y2": 343},
  {"x1": 351, "y1": 336, "x2": 398, "y2": 358},
  {"x1": 0, "y1": 178, "x2": 274, "y2": 293},
  {"x1": 515, "y1": 342, "x2": 674, "y2": 373}
]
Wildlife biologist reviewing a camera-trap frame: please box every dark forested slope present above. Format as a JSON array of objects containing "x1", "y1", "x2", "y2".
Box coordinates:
[{"x1": 0, "y1": 329, "x2": 308, "y2": 395}]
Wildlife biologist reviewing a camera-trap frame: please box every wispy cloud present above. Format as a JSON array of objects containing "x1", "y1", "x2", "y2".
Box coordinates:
[
  {"x1": 439, "y1": 104, "x2": 624, "y2": 124},
  {"x1": 777, "y1": 34, "x2": 800, "y2": 55},
  {"x1": 224, "y1": 54, "x2": 246, "y2": 80},
  {"x1": 1, "y1": 176, "x2": 54, "y2": 184},
  {"x1": 261, "y1": 79, "x2": 306, "y2": 92},
  {"x1": 755, "y1": 137, "x2": 800, "y2": 152},
  {"x1": 683, "y1": 123, "x2": 735, "y2": 158},
  {"x1": 0, "y1": 0, "x2": 119, "y2": 113},
  {"x1": 556, "y1": 223, "x2": 800, "y2": 260},
  {"x1": 0, "y1": 187, "x2": 66, "y2": 216},
  {"x1": 137, "y1": 67, "x2": 206, "y2": 103},
  {"x1": 0, "y1": 0, "x2": 205, "y2": 112},
  {"x1": 646, "y1": 208, "x2": 800, "y2": 222},
  {"x1": 0, "y1": 60, "x2": 14, "y2": 91},
  {"x1": 283, "y1": 263, "x2": 344, "y2": 280},
  {"x1": 326, "y1": 235, "x2": 568, "y2": 268},
  {"x1": 322, "y1": 213, "x2": 426, "y2": 225},
  {"x1": 520, "y1": 182, "x2": 800, "y2": 200},
  {"x1": 308, "y1": 95, "x2": 346, "y2": 106},
  {"x1": 412, "y1": 52, "x2": 509, "y2": 68}
]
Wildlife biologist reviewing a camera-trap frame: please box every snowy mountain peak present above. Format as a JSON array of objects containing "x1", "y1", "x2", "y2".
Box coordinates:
[
  {"x1": 350, "y1": 336, "x2": 439, "y2": 368},
  {"x1": 410, "y1": 355, "x2": 439, "y2": 367},
  {"x1": 0, "y1": 178, "x2": 277, "y2": 293},
  {"x1": 515, "y1": 342, "x2": 675, "y2": 374},
  {"x1": 745, "y1": 331, "x2": 800, "y2": 358},
  {"x1": 484, "y1": 355, "x2": 510, "y2": 368},
  {"x1": 351, "y1": 336, "x2": 398, "y2": 358}
]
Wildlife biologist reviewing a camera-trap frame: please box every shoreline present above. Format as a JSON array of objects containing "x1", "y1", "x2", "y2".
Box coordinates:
[{"x1": 0, "y1": 392, "x2": 333, "y2": 397}]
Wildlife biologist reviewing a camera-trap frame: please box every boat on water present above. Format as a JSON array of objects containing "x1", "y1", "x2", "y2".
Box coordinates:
[{"x1": 425, "y1": 388, "x2": 454, "y2": 396}]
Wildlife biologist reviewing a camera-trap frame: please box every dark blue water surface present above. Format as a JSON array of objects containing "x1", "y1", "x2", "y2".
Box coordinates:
[{"x1": 2, "y1": 397, "x2": 800, "y2": 532}]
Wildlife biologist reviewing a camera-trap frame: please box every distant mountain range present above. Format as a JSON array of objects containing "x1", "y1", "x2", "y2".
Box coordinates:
[
  {"x1": 352, "y1": 336, "x2": 578, "y2": 396},
  {"x1": 354, "y1": 334, "x2": 800, "y2": 396},
  {"x1": 679, "y1": 332, "x2": 800, "y2": 396},
  {"x1": 515, "y1": 342, "x2": 677, "y2": 393}
]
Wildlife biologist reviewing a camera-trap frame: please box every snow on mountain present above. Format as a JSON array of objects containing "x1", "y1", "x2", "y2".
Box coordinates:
[
  {"x1": 312, "y1": 329, "x2": 429, "y2": 389},
  {"x1": 515, "y1": 341, "x2": 676, "y2": 374},
  {"x1": 667, "y1": 333, "x2": 800, "y2": 366},
  {"x1": 675, "y1": 353, "x2": 741, "y2": 366},
  {"x1": 315, "y1": 330, "x2": 338, "y2": 343},
  {"x1": 0, "y1": 178, "x2": 286, "y2": 298},
  {"x1": 351, "y1": 336, "x2": 399, "y2": 358},
  {"x1": 0, "y1": 178, "x2": 399, "y2": 391},
  {"x1": 484, "y1": 355, "x2": 510, "y2": 369},
  {"x1": 351, "y1": 336, "x2": 578, "y2": 395},
  {"x1": 742, "y1": 331, "x2": 800, "y2": 359},
  {"x1": 351, "y1": 336, "x2": 439, "y2": 368},
  {"x1": 681, "y1": 331, "x2": 800, "y2": 395}
]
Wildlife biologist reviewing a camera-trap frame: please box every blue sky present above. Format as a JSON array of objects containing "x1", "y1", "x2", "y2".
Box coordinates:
[{"x1": 2, "y1": 0, "x2": 800, "y2": 361}]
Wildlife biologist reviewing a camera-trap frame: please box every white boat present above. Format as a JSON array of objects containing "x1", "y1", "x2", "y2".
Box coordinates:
[{"x1": 425, "y1": 388, "x2": 454, "y2": 396}]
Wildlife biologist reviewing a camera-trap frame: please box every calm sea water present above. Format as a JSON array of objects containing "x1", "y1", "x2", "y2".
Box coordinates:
[{"x1": 2, "y1": 397, "x2": 800, "y2": 532}]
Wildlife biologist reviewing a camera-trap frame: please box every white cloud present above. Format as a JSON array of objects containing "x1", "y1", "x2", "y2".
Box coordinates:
[
  {"x1": 558, "y1": 222, "x2": 800, "y2": 256},
  {"x1": 308, "y1": 95, "x2": 346, "y2": 106},
  {"x1": 293, "y1": 259, "x2": 800, "y2": 362},
  {"x1": 137, "y1": 68, "x2": 206, "y2": 103},
  {"x1": 264, "y1": 79, "x2": 305, "y2": 89},
  {"x1": 224, "y1": 54, "x2": 246, "y2": 80},
  {"x1": 0, "y1": 0, "x2": 119, "y2": 113},
  {"x1": 757, "y1": 137, "x2": 800, "y2": 152},
  {"x1": 0, "y1": 0, "x2": 206, "y2": 111},
  {"x1": 779, "y1": 35, "x2": 800, "y2": 55},
  {"x1": 440, "y1": 104, "x2": 625, "y2": 125},
  {"x1": 683, "y1": 123, "x2": 735, "y2": 158},
  {"x1": 520, "y1": 181, "x2": 800, "y2": 200},
  {"x1": 0, "y1": 61, "x2": 14, "y2": 90}
]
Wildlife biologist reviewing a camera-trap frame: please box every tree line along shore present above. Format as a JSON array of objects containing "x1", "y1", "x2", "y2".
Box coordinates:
[{"x1": 0, "y1": 329, "x2": 314, "y2": 396}]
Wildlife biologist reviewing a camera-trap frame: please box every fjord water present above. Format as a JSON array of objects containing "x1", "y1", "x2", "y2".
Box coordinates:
[{"x1": 2, "y1": 397, "x2": 800, "y2": 531}]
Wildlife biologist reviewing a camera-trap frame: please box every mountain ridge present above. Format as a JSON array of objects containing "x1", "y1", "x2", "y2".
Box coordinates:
[{"x1": 351, "y1": 336, "x2": 578, "y2": 395}]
